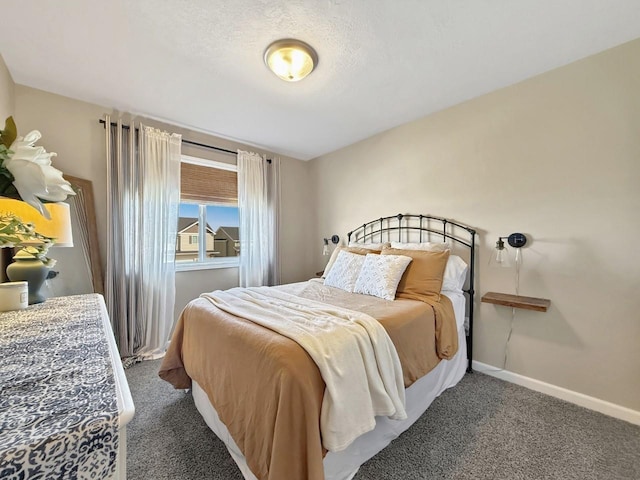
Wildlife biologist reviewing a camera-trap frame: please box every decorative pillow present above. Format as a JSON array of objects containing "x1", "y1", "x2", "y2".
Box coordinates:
[
  {"x1": 442, "y1": 255, "x2": 468, "y2": 292},
  {"x1": 389, "y1": 241, "x2": 450, "y2": 252},
  {"x1": 353, "y1": 253, "x2": 413, "y2": 300},
  {"x1": 323, "y1": 245, "x2": 382, "y2": 278},
  {"x1": 323, "y1": 250, "x2": 367, "y2": 292},
  {"x1": 348, "y1": 242, "x2": 391, "y2": 250},
  {"x1": 382, "y1": 248, "x2": 450, "y2": 301},
  {"x1": 322, "y1": 246, "x2": 343, "y2": 278}
]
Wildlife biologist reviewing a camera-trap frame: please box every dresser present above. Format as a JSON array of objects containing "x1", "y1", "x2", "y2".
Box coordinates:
[{"x1": 0, "y1": 294, "x2": 135, "y2": 479}]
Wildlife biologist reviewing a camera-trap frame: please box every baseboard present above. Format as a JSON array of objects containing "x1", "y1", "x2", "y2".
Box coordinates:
[{"x1": 472, "y1": 361, "x2": 640, "y2": 426}]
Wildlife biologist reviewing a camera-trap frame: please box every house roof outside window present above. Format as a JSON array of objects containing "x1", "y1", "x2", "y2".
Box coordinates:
[
  {"x1": 177, "y1": 217, "x2": 214, "y2": 235},
  {"x1": 215, "y1": 226, "x2": 239, "y2": 242}
]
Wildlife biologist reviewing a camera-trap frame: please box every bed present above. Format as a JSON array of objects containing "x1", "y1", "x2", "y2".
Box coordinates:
[{"x1": 160, "y1": 213, "x2": 476, "y2": 480}]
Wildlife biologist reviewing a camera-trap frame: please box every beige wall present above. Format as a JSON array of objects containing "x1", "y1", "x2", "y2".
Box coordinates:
[
  {"x1": 13, "y1": 86, "x2": 315, "y2": 323},
  {"x1": 0, "y1": 55, "x2": 14, "y2": 126},
  {"x1": 310, "y1": 39, "x2": 640, "y2": 410}
]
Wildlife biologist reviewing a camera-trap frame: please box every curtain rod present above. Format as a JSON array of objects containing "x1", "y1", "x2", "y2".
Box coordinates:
[{"x1": 98, "y1": 119, "x2": 272, "y2": 163}]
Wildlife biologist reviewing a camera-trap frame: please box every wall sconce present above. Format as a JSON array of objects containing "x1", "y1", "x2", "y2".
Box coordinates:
[
  {"x1": 490, "y1": 233, "x2": 526, "y2": 267},
  {"x1": 322, "y1": 235, "x2": 340, "y2": 256}
]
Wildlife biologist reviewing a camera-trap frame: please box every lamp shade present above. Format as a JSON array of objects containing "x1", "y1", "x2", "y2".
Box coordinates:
[
  {"x1": 489, "y1": 241, "x2": 512, "y2": 268},
  {"x1": 0, "y1": 198, "x2": 73, "y2": 247}
]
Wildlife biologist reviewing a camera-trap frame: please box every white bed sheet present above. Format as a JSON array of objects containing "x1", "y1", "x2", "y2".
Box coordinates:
[{"x1": 191, "y1": 291, "x2": 468, "y2": 480}]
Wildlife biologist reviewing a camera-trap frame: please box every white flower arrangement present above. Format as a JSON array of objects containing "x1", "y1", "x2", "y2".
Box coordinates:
[
  {"x1": 0, "y1": 116, "x2": 75, "y2": 265},
  {"x1": 0, "y1": 116, "x2": 75, "y2": 219}
]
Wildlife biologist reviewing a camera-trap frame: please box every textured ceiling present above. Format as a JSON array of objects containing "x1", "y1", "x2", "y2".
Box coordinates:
[{"x1": 1, "y1": 1, "x2": 639, "y2": 160}]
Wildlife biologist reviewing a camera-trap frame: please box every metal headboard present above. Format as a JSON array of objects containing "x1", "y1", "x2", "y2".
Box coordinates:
[{"x1": 347, "y1": 213, "x2": 476, "y2": 373}]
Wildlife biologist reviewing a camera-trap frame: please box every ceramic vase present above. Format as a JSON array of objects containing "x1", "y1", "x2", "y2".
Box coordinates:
[{"x1": 6, "y1": 251, "x2": 49, "y2": 304}]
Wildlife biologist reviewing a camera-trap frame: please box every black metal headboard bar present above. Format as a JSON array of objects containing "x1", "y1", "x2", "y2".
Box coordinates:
[
  {"x1": 350, "y1": 226, "x2": 474, "y2": 248},
  {"x1": 347, "y1": 213, "x2": 476, "y2": 373},
  {"x1": 347, "y1": 214, "x2": 475, "y2": 240}
]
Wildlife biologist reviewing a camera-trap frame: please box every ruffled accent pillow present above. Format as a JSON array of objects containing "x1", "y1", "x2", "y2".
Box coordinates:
[
  {"x1": 323, "y1": 245, "x2": 383, "y2": 278},
  {"x1": 353, "y1": 253, "x2": 413, "y2": 300},
  {"x1": 323, "y1": 250, "x2": 367, "y2": 292}
]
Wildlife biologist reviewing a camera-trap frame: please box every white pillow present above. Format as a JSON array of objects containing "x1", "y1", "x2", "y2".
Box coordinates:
[
  {"x1": 348, "y1": 242, "x2": 390, "y2": 250},
  {"x1": 322, "y1": 245, "x2": 343, "y2": 278},
  {"x1": 389, "y1": 241, "x2": 449, "y2": 252},
  {"x1": 442, "y1": 255, "x2": 468, "y2": 292},
  {"x1": 353, "y1": 254, "x2": 413, "y2": 300},
  {"x1": 323, "y1": 251, "x2": 367, "y2": 293}
]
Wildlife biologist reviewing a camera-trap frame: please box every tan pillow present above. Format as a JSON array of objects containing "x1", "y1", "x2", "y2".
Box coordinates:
[
  {"x1": 382, "y1": 247, "x2": 450, "y2": 301},
  {"x1": 344, "y1": 246, "x2": 382, "y2": 255},
  {"x1": 323, "y1": 246, "x2": 382, "y2": 278}
]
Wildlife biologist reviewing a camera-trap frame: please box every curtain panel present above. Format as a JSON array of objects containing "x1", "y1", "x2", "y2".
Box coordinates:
[
  {"x1": 237, "y1": 150, "x2": 280, "y2": 287},
  {"x1": 104, "y1": 116, "x2": 182, "y2": 362}
]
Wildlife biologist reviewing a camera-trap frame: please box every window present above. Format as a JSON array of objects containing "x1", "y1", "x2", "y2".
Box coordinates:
[{"x1": 176, "y1": 156, "x2": 239, "y2": 270}]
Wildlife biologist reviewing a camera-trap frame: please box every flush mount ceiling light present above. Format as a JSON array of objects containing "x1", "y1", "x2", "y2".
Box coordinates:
[{"x1": 264, "y1": 39, "x2": 318, "y2": 82}]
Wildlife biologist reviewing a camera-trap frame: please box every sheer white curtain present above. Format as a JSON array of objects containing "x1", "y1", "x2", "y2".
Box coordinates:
[
  {"x1": 105, "y1": 116, "x2": 182, "y2": 363},
  {"x1": 237, "y1": 150, "x2": 280, "y2": 287}
]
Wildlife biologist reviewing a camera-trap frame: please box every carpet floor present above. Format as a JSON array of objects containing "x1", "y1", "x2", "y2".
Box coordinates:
[{"x1": 125, "y1": 360, "x2": 640, "y2": 479}]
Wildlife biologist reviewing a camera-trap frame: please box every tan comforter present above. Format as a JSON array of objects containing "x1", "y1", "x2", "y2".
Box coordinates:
[{"x1": 159, "y1": 279, "x2": 458, "y2": 480}]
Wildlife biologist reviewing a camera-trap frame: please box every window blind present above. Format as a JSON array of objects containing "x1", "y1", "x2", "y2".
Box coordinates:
[{"x1": 180, "y1": 163, "x2": 237, "y2": 205}]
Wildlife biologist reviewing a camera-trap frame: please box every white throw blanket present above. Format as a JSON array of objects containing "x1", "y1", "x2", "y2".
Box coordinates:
[{"x1": 201, "y1": 286, "x2": 407, "y2": 452}]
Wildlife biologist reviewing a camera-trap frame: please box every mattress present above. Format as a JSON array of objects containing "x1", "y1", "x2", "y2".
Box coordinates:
[{"x1": 191, "y1": 291, "x2": 468, "y2": 480}]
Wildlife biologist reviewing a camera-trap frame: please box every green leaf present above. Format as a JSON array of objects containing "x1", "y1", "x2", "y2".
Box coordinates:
[{"x1": 0, "y1": 116, "x2": 17, "y2": 149}]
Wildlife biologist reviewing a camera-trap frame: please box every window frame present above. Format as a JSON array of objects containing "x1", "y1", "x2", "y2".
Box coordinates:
[{"x1": 176, "y1": 155, "x2": 239, "y2": 272}]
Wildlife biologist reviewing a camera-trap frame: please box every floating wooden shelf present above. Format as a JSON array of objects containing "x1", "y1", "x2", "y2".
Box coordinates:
[{"x1": 481, "y1": 292, "x2": 551, "y2": 312}]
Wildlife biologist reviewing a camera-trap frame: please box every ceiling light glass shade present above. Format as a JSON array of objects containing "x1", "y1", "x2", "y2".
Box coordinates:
[{"x1": 264, "y1": 39, "x2": 318, "y2": 82}]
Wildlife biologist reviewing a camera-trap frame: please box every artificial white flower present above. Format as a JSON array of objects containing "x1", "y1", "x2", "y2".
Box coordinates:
[{"x1": 5, "y1": 130, "x2": 75, "y2": 219}]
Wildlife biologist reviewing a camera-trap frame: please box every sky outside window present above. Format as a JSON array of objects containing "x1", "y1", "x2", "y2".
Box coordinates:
[{"x1": 179, "y1": 204, "x2": 239, "y2": 231}]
